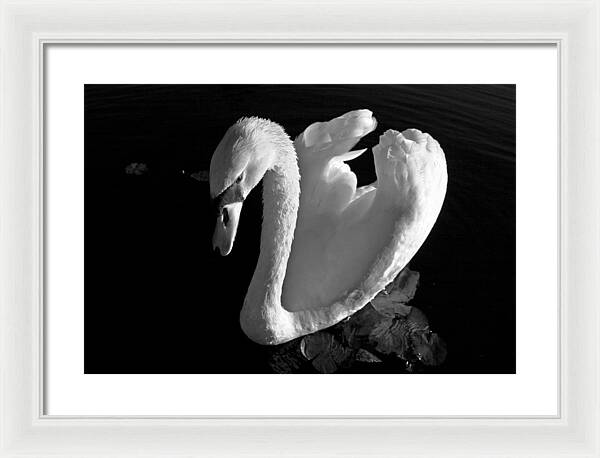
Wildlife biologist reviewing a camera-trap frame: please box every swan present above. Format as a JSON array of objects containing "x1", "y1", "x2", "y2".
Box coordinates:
[{"x1": 209, "y1": 110, "x2": 447, "y2": 345}]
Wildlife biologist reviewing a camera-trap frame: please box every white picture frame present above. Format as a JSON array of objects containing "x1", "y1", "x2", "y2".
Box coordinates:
[{"x1": 1, "y1": 0, "x2": 598, "y2": 456}]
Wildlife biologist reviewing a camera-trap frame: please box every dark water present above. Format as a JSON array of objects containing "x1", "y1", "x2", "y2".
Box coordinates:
[{"x1": 84, "y1": 84, "x2": 515, "y2": 374}]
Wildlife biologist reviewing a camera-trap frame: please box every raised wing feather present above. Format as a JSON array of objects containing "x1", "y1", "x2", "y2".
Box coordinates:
[
  {"x1": 293, "y1": 109, "x2": 377, "y2": 221},
  {"x1": 282, "y1": 110, "x2": 447, "y2": 316}
]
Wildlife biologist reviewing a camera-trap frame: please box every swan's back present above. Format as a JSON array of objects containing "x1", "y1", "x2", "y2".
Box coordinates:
[{"x1": 281, "y1": 110, "x2": 447, "y2": 314}]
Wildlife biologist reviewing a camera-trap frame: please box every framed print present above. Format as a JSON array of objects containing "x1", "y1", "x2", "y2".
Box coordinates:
[
  {"x1": 1, "y1": 0, "x2": 599, "y2": 457},
  {"x1": 44, "y1": 45, "x2": 555, "y2": 417}
]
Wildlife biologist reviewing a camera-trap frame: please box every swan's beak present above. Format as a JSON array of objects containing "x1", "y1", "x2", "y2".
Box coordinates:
[{"x1": 213, "y1": 201, "x2": 243, "y2": 256}]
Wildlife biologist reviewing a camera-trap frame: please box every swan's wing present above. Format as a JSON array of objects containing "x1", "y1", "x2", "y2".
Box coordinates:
[
  {"x1": 293, "y1": 109, "x2": 378, "y2": 220},
  {"x1": 283, "y1": 110, "x2": 447, "y2": 320}
]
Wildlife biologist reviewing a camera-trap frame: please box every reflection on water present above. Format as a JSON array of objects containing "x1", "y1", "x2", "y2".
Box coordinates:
[{"x1": 269, "y1": 268, "x2": 447, "y2": 374}]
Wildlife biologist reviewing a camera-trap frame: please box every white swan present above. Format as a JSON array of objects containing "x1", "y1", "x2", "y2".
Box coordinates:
[{"x1": 210, "y1": 110, "x2": 447, "y2": 345}]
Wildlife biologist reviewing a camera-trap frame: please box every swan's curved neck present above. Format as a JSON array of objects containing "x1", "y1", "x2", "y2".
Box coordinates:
[{"x1": 240, "y1": 140, "x2": 300, "y2": 344}]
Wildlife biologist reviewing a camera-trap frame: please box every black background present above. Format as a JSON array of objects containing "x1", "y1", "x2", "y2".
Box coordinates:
[{"x1": 84, "y1": 84, "x2": 516, "y2": 374}]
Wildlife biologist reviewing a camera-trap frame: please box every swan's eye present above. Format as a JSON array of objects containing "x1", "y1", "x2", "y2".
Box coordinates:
[
  {"x1": 236, "y1": 173, "x2": 244, "y2": 183},
  {"x1": 222, "y1": 207, "x2": 230, "y2": 226}
]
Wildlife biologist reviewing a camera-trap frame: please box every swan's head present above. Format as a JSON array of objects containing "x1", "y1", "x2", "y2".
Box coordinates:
[{"x1": 209, "y1": 118, "x2": 276, "y2": 256}]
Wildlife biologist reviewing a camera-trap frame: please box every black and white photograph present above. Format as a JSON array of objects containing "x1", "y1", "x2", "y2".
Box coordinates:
[{"x1": 84, "y1": 84, "x2": 515, "y2": 375}]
